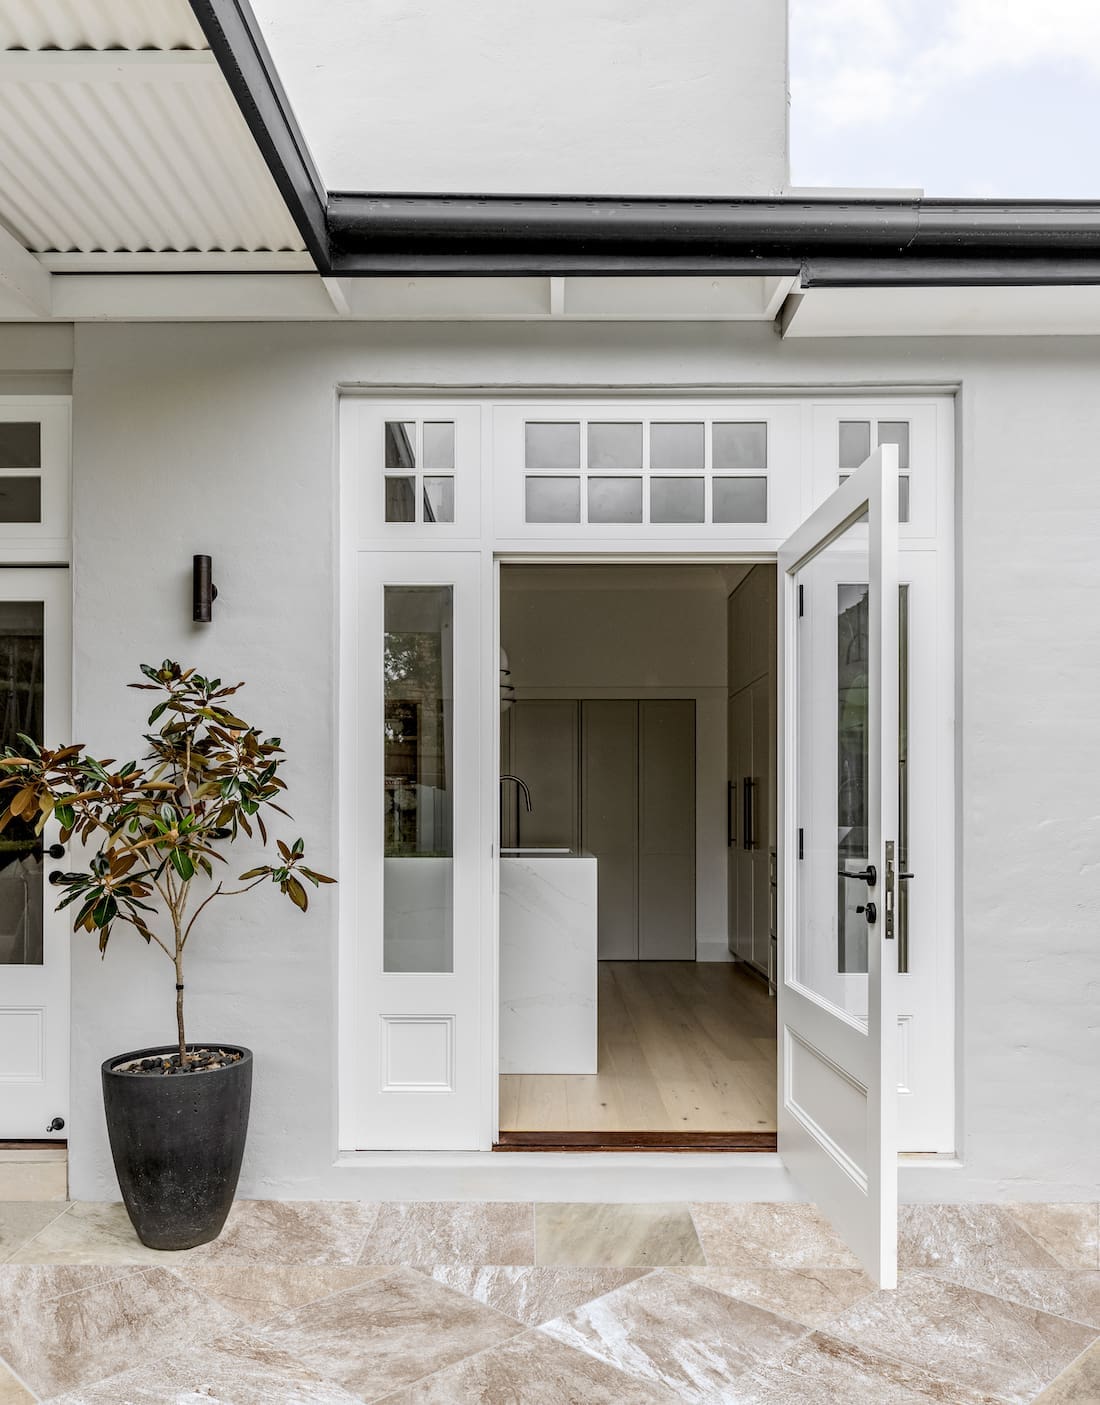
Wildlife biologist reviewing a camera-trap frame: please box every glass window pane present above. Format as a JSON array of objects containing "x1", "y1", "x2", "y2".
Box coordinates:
[
  {"x1": 899, "y1": 475, "x2": 910, "y2": 524},
  {"x1": 384, "y1": 586, "x2": 454, "y2": 973},
  {"x1": 385, "y1": 477, "x2": 416, "y2": 523},
  {"x1": 714, "y1": 422, "x2": 767, "y2": 469},
  {"x1": 0, "y1": 424, "x2": 40, "y2": 470},
  {"x1": 649, "y1": 422, "x2": 704, "y2": 472},
  {"x1": 713, "y1": 476, "x2": 767, "y2": 523},
  {"x1": 385, "y1": 421, "x2": 416, "y2": 470},
  {"x1": 422, "y1": 421, "x2": 455, "y2": 471},
  {"x1": 423, "y1": 476, "x2": 454, "y2": 523},
  {"x1": 525, "y1": 422, "x2": 580, "y2": 470},
  {"x1": 587, "y1": 422, "x2": 642, "y2": 471},
  {"x1": 794, "y1": 523, "x2": 870, "y2": 1022},
  {"x1": 650, "y1": 476, "x2": 704, "y2": 523},
  {"x1": 877, "y1": 420, "x2": 910, "y2": 471},
  {"x1": 839, "y1": 420, "x2": 871, "y2": 469},
  {"x1": 0, "y1": 602, "x2": 45, "y2": 966},
  {"x1": 588, "y1": 476, "x2": 642, "y2": 524},
  {"x1": 525, "y1": 476, "x2": 580, "y2": 523},
  {"x1": 0, "y1": 478, "x2": 40, "y2": 523}
]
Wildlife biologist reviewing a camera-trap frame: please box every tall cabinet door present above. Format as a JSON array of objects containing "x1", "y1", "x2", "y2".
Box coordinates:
[
  {"x1": 750, "y1": 675, "x2": 772, "y2": 972},
  {"x1": 582, "y1": 701, "x2": 638, "y2": 960},
  {"x1": 510, "y1": 701, "x2": 579, "y2": 850},
  {"x1": 639, "y1": 700, "x2": 696, "y2": 960},
  {"x1": 732, "y1": 687, "x2": 754, "y2": 961}
]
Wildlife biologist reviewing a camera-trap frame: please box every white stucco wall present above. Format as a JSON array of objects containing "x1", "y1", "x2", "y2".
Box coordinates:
[
  {"x1": 47, "y1": 319, "x2": 1100, "y2": 1203},
  {"x1": 251, "y1": 0, "x2": 788, "y2": 195}
]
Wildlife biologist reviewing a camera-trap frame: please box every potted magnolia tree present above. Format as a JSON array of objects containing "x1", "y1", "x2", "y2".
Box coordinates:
[{"x1": 0, "y1": 661, "x2": 332, "y2": 1250}]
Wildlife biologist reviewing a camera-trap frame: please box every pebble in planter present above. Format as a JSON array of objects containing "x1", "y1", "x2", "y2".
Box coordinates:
[{"x1": 0, "y1": 660, "x2": 333, "y2": 1249}]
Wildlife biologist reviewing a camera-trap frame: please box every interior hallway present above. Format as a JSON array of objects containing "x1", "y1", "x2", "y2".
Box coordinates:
[{"x1": 499, "y1": 961, "x2": 777, "y2": 1135}]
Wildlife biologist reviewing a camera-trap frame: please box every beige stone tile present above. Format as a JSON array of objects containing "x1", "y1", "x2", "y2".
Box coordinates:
[
  {"x1": 0, "y1": 1158, "x2": 66, "y2": 1202},
  {"x1": 0, "y1": 1264, "x2": 238, "y2": 1399},
  {"x1": 169, "y1": 1263, "x2": 390, "y2": 1324},
  {"x1": 539, "y1": 1268, "x2": 808, "y2": 1401},
  {"x1": 898, "y1": 1203, "x2": 1062, "y2": 1274},
  {"x1": 357, "y1": 1200, "x2": 535, "y2": 1267},
  {"x1": 0, "y1": 1263, "x2": 148, "y2": 1314},
  {"x1": 825, "y1": 1272, "x2": 1099, "y2": 1405},
  {"x1": 259, "y1": 1266, "x2": 524, "y2": 1398},
  {"x1": 4, "y1": 1202, "x2": 191, "y2": 1266},
  {"x1": 535, "y1": 1202, "x2": 704, "y2": 1267},
  {"x1": 46, "y1": 1329, "x2": 366, "y2": 1404},
  {"x1": 376, "y1": 1328, "x2": 679, "y2": 1403},
  {"x1": 1005, "y1": 1204, "x2": 1100, "y2": 1270},
  {"x1": 672, "y1": 1265, "x2": 876, "y2": 1329},
  {"x1": 0, "y1": 1202, "x2": 71, "y2": 1262},
  {"x1": 0, "y1": 1362, "x2": 34, "y2": 1405},
  {"x1": 689, "y1": 1202, "x2": 861, "y2": 1270},
  {"x1": 728, "y1": 1330, "x2": 1011, "y2": 1405},
  {"x1": 427, "y1": 1265, "x2": 647, "y2": 1326},
  {"x1": 187, "y1": 1198, "x2": 377, "y2": 1265},
  {"x1": 1033, "y1": 1339, "x2": 1100, "y2": 1404},
  {"x1": 919, "y1": 1265, "x2": 1100, "y2": 1328}
]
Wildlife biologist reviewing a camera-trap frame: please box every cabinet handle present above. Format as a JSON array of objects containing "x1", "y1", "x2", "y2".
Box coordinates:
[
  {"x1": 727, "y1": 781, "x2": 736, "y2": 846},
  {"x1": 743, "y1": 776, "x2": 755, "y2": 851}
]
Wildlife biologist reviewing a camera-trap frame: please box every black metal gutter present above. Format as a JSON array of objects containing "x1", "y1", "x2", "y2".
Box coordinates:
[{"x1": 193, "y1": 0, "x2": 1100, "y2": 287}]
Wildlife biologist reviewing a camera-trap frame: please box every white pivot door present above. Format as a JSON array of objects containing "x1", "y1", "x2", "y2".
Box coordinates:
[
  {"x1": 344, "y1": 551, "x2": 486, "y2": 1150},
  {"x1": 0, "y1": 570, "x2": 71, "y2": 1138},
  {"x1": 778, "y1": 446, "x2": 900, "y2": 1286}
]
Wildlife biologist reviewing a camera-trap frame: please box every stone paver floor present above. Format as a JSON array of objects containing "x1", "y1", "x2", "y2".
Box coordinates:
[{"x1": 0, "y1": 1199, "x2": 1097, "y2": 1402}]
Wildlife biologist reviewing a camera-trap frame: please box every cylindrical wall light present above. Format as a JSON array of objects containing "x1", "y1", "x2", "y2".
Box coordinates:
[{"x1": 192, "y1": 555, "x2": 218, "y2": 622}]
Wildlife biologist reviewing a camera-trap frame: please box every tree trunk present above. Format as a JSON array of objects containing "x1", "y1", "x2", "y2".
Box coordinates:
[{"x1": 174, "y1": 947, "x2": 187, "y2": 1066}]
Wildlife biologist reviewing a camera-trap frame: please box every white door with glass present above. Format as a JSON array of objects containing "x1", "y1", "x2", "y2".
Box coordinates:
[
  {"x1": 345, "y1": 551, "x2": 484, "y2": 1150},
  {"x1": 0, "y1": 570, "x2": 72, "y2": 1138},
  {"x1": 778, "y1": 446, "x2": 900, "y2": 1287}
]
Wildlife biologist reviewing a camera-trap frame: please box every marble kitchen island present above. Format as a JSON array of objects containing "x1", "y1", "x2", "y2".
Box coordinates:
[{"x1": 499, "y1": 849, "x2": 598, "y2": 1075}]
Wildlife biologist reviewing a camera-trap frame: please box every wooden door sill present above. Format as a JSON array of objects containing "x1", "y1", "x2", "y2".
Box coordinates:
[{"x1": 493, "y1": 1130, "x2": 777, "y2": 1152}]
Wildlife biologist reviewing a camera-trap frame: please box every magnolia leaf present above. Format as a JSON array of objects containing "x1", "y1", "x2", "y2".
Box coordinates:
[
  {"x1": 285, "y1": 875, "x2": 308, "y2": 911},
  {"x1": 238, "y1": 867, "x2": 269, "y2": 880}
]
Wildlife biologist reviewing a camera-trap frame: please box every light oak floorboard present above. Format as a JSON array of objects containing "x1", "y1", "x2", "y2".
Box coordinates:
[{"x1": 499, "y1": 961, "x2": 776, "y2": 1134}]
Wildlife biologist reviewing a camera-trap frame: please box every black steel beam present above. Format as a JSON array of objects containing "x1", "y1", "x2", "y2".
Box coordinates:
[{"x1": 188, "y1": 0, "x2": 332, "y2": 272}]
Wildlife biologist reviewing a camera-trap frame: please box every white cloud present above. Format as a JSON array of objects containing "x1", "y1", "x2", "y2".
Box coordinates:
[{"x1": 792, "y1": 0, "x2": 1100, "y2": 128}]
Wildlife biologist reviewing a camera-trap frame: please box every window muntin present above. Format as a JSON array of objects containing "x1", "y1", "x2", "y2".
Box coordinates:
[{"x1": 384, "y1": 420, "x2": 456, "y2": 524}]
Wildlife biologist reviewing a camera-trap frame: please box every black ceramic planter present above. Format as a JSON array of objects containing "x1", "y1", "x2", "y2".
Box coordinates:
[{"x1": 101, "y1": 1044, "x2": 252, "y2": 1251}]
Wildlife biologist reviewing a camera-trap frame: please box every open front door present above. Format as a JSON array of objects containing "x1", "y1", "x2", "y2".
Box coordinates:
[{"x1": 778, "y1": 446, "x2": 900, "y2": 1287}]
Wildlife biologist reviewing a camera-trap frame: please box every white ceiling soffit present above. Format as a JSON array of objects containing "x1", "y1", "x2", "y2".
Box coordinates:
[
  {"x1": 784, "y1": 285, "x2": 1100, "y2": 338},
  {"x1": 0, "y1": 0, "x2": 306, "y2": 267}
]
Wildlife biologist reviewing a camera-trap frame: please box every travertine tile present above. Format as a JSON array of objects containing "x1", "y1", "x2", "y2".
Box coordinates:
[
  {"x1": 535, "y1": 1202, "x2": 704, "y2": 1267},
  {"x1": 0, "y1": 1263, "x2": 148, "y2": 1314},
  {"x1": 539, "y1": 1268, "x2": 807, "y2": 1401},
  {"x1": 427, "y1": 1265, "x2": 647, "y2": 1326},
  {"x1": 188, "y1": 1199, "x2": 377, "y2": 1265},
  {"x1": 1033, "y1": 1339, "x2": 1100, "y2": 1404},
  {"x1": 47, "y1": 1329, "x2": 366, "y2": 1404},
  {"x1": 357, "y1": 1201, "x2": 535, "y2": 1267},
  {"x1": 826, "y1": 1272, "x2": 1099, "y2": 1405},
  {"x1": 5, "y1": 1202, "x2": 184, "y2": 1265},
  {"x1": 0, "y1": 1201, "x2": 71, "y2": 1262},
  {"x1": 899, "y1": 1203, "x2": 1062, "y2": 1274},
  {"x1": 672, "y1": 1265, "x2": 876, "y2": 1329},
  {"x1": 260, "y1": 1266, "x2": 523, "y2": 1398},
  {"x1": 689, "y1": 1202, "x2": 861, "y2": 1270},
  {"x1": 0, "y1": 1264, "x2": 238, "y2": 1398},
  {"x1": 0, "y1": 1362, "x2": 34, "y2": 1405},
  {"x1": 376, "y1": 1328, "x2": 679, "y2": 1403},
  {"x1": 170, "y1": 1263, "x2": 390, "y2": 1324},
  {"x1": 1005, "y1": 1204, "x2": 1100, "y2": 1270},
  {"x1": 920, "y1": 1265, "x2": 1100, "y2": 1328},
  {"x1": 729, "y1": 1329, "x2": 1010, "y2": 1405}
]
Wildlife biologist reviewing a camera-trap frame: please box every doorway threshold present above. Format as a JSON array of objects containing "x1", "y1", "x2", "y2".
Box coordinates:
[{"x1": 494, "y1": 1131, "x2": 777, "y2": 1153}]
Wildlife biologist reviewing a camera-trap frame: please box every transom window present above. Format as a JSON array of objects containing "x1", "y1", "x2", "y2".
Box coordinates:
[
  {"x1": 522, "y1": 418, "x2": 768, "y2": 525},
  {"x1": 838, "y1": 419, "x2": 911, "y2": 523},
  {"x1": 384, "y1": 420, "x2": 456, "y2": 524}
]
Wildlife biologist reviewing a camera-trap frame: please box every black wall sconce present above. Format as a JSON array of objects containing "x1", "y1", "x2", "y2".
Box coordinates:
[{"x1": 192, "y1": 555, "x2": 218, "y2": 622}]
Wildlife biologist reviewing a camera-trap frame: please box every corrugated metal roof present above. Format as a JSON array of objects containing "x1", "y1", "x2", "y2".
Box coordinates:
[
  {"x1": 0, "y1": 0, "x2": 207, "y2": 52},
  {"x1": 0, "y1": 0, "x2": 307, "y2": 256}
]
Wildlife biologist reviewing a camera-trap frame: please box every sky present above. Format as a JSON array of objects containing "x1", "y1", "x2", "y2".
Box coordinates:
[{"x1": 789, "y1": 0, "x2": 1100, "y2": 195}]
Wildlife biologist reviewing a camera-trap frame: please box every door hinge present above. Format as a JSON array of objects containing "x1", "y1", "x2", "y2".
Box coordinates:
[
  {"x1": 798, "y1": 583, "x2": 804, "y2": 617},
  {"x1": 798, "y1": 827, "x2": 804, "y2": 860}
]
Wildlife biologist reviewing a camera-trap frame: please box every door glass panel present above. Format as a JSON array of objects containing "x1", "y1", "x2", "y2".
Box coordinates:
[
  {"x1": 383, "y1": 586, "x2": 454, "y2": 973},
  {"x1": 384, "y1": 421, "x2": 416, "y2": 470},
  {"x1": 0, "y1": 424, "x2": 40, "y2": 469},
  {"x1": 525, "y1": 422, "x2": 580, "y2": 470},
  {"x1": 587, "y1": 476, "x2": 642, "y2": 524},
  {"x1": 423, "y1": 476, "x2": 455, "y2": 524},
  {"x1": 898, "y1": 584, "x2": 910, "y2": 973},
  {"x1": 838, "y1": 421, "x2": 871, "y2": 469},
  {"x1": 587, "y1": 422, "x2": 642, "y2": 471},
  {"x1": 650, "y1": 476, "x2": 704, "y2": 523},
  {"x1": 649, "y1": 422, "x2": 703, "y2": 471},
  {"x1": 0, "y1": 478, "x2": 41, "y2": 523},
  {"x1": 0, "y1": 602, "x2": 44, "y2": 966},
  {"x1": 422, "y1": 421, "x2": 455, "y2": 471},
  {"x1": 795, "y1": 515, "x2": 870, "y2": 1020},
  {"x1": 713, "y1": 421, "x2": 767, "y2": 469},
  {"x1": 385, "y1": 477, "x2": 416, "y2": 523},
  {"x1": 713, "y1": 476, "x2": 767, "y2": 523},
  {"x1": 877, "y1": 421, "x2": 910, "y2": 471},
  {"x1": 525, "y1": 476, "x2": 580, "y2": 523}
]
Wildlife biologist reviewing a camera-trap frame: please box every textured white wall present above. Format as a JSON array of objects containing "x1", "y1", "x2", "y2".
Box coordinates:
[
  {"x1": 251, "y1": 0, "x2": 789, "y2": 195},
  {"x1": 57, "y1": 320, "x2": 1100, "y2": 1202}
]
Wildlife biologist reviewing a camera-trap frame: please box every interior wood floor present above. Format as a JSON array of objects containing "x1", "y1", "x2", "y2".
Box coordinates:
[{"x1": 499, "y1": 961, "x2": 777, "y2": 1134}]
